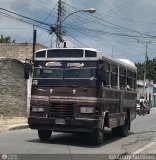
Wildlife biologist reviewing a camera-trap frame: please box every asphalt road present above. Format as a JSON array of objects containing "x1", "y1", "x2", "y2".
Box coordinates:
[{"x1": 0, "y1": 111, "x2": 156, "y2": 160}]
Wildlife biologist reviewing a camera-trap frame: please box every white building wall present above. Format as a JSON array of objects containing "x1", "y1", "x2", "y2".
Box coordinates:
[{"x1": 137, "y1": 80, "x2": 154, "y2": 106}]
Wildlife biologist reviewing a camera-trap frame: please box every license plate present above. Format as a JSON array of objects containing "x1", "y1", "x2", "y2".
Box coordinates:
[{"x1": 55, "y1": 119, "x2": 65, "y2": 125}]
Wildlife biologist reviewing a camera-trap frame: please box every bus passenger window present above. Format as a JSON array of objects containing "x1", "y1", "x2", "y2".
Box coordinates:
[
  {"x1": 98, "y1": 63, "x2": 105, "y2": 84},
  {"x1": 127, "y1": 70, "x2": 133, "y2": 90},
  {"x1": 119, "y1": 67, "x2": 126, "y2": 89},
  {"x1": 103, "y1": 61, "x2": 110, "y2": 86},
  {"x1": 111, "y1": 64, "x2": 118, "y2": 88},
  {"x1": 133, "y1": 72, "x2": 137, "y2": 90}
]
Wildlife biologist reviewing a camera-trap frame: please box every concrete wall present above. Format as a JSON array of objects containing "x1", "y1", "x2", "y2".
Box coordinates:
[
  {"x1": 0, "y1": 43, "x2": 47, "y2": 116},
  {"x1": 0, "y1": 43, "x2": 47, "y2": 61},
  {"x1": 0, "y1": 58, "x2": 27, "y2": 116}
]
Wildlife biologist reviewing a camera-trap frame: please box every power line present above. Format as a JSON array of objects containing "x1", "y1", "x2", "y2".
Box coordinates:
[
  {"x1": 42, "y1": 2, "x2": 58, "y2": 23},
  {"x1": 64, "y1": 24, "x2": 155, "y2": 39},
  {"x1": 65, "y1": 2, "x2": 149, "y2": 35},
  {"x1": 0, "y1": 11, "x2": 50, "y2": 31},
  {"x1": 67, "y1": 34, "x2": 89, "y2": 48},
  {"x1": 100, "y1": 0, "x2": 137, "y2": 18},
  {"x1": 0, "y1": 8, "x2": 53, "y2": 27}
]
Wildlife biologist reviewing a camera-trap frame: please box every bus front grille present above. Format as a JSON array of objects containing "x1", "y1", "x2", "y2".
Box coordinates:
[{"x1": 50, "y1": 103, "x2": 74, "y2": 118}]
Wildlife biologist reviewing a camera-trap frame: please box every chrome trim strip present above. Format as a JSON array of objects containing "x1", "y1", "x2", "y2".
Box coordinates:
[
  {"x1": 34, "y1": 58, "x2": 100, "y2": 61},
  {"x1": 49, "y1": 96, "x2": 118, "y2": 102},
  {"x1": 31, "y1": 95, "x2": 49, "y2": 100},
  {"x1": 75, "y1": 118, "x2": 100, "y2": 121},
  {"x1": 37, "y1": 88, "x2": 47, "y2": 92},
  {"x1": 31, "y1": 95, "x2": 119, "y2": 102}
]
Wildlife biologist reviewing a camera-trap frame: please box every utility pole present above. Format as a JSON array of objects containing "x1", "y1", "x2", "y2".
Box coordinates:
[
  {"x1": 49, "y1": 0, "x2": 64, "y2": 48},
  {"x1": 32, "y1": 26, "x2": 36, "y2": 61},
  {"x1": 56, "y1": 0, "x2": 63, "y2": 48},
  {"x1": 52, "y1": 0, "x2": 95, "y2": 48},
  {"x1": 143, "y1": 41, "x2": 150, "y2": 98},
  {"x1": 137, "y1": 40, "x2": 150, "y2": 98}
]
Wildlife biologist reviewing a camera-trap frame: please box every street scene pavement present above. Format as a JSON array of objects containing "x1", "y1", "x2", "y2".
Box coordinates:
[{"x1": 0, "y1": 109, "x2": 156, "y2": 160}]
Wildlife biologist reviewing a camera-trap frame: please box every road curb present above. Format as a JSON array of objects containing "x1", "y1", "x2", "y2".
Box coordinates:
[{"x1": 7, "y1": 124, "x2": 29, "y2": 131}]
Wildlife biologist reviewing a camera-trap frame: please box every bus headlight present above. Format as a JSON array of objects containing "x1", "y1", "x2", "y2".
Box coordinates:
[
  {"x1": 33, "y1": 80, "x2": 38, "y2": 85},
  {"x1": 31, "y1": 106, "x2": 45, "y2": 112},
  {"x1": 80, "y1": 107, "x2": 94, "y2": 114}
]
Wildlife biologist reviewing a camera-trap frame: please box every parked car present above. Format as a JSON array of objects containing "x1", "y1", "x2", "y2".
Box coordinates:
[{"x1": 136, "y1": 99, "x2": 151, "y2": 115}]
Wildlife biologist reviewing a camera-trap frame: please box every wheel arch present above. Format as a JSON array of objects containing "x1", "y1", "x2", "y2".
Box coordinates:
[{"x1": 103, "y1": 111, "x2": 109, "y2": 128}]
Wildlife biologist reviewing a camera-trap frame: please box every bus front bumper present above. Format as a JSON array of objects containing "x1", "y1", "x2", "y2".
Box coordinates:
[{"x1": 28, "y1": 117, "x2": 101, "y2": 133}]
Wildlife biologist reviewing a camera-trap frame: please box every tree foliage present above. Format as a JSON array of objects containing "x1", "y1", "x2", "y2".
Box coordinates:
[
  {"x1": 135, "y1": 58, "x2": 156, "y2": 81},
  {"x1": 0, "y1": 35, "x2": 15, "y2": 43}
]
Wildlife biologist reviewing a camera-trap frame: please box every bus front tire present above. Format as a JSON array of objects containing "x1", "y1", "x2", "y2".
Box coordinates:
[
  {"x1": 38, "y1": 130, "x2": 52, "y2": 141},
  {"x1": 91, "y1": 129, "x2": 104, "y2": 145}
]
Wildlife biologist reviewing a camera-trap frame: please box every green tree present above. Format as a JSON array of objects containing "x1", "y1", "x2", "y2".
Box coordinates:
[
  {"x1": 147, "y1": 58, "x2": 156, "y2": 80},
  {"x1": 0, "y1": 35, "x2": 15, "y2": 43},
  {"x1": 135, "y1": 58, "x2": 156, "y2": 81},
  {"x1": 135, "y1": 62, "x2": 144, "y2": 80}
]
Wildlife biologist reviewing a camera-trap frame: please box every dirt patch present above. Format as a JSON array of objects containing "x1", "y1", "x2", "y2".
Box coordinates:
[{"x1": 0, "y1": 116, "x2": 27, "y2": 132}]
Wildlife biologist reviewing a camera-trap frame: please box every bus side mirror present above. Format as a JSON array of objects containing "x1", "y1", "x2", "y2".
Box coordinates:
[{"x1": 24, "y1": 62, "x2": 30, "y2": 79}]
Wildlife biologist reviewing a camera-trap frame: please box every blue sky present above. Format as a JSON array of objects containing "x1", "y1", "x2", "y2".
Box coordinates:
[{"x1": 1, "y1": 0, "x2": 156, "y2": 63}]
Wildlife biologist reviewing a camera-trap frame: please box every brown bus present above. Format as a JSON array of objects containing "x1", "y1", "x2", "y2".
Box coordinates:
[{"x1": 26, "y1": 48, "x2": 137, "y2": 145}]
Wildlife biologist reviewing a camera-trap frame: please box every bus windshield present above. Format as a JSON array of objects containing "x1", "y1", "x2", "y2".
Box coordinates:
[
  {"x1": 33, "y1": 68, "x2": 96, "y2": 79},
  {"x1": 33, "y1": 68, "x2": 63, "y2": 78},
  {"x1": 64, "y1": 68, "x2": 96, "y2": 78}
]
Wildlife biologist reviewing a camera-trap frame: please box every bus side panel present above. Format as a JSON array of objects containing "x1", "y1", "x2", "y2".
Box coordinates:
[
  {"x1": 101, "y1": 87, "x2": 137, "y2": 128},
  {"x1": 123, "y1": 92, "x2": 137, "y2": 121}
]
